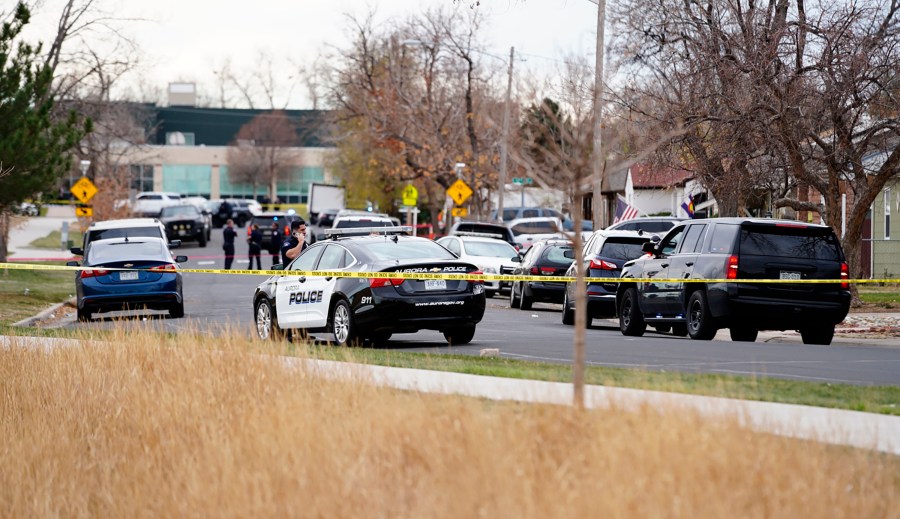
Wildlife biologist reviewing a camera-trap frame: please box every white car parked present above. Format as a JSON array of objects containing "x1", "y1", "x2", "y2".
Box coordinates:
[
  {"x1": 436, "y1": 234, "x2": 520, "y2": 298},
  {"x1": 507, "y1": 217, "x2": 565, "y2": 251}
]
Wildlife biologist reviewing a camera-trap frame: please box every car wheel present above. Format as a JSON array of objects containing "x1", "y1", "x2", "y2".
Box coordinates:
[
  {"x1": 509, "y1": 282, "x2": 520, "y2": 308},
  {"x1": 687, "y1": 290, "x2": 717, "y2": 340},
  {"x1": 169, "y1": 302, "x2": 185, "y2": 318},
  {"x1": 561, "y1": 290, "x2": 575, "y2": 325},
  {"x1": 207, "y1": 228, "x2": 212, "y2": 241},
  {"x1": 77, "y1": 308, "x2": 92, "y2": 322},
  {"x1": 800, "y1": 325, "x2": 835, "y2": 345},
  {"x1": 255, "y1": 298, "x2": 283, "y2": 341},
  {"x1": 672, "y1": 323, "x2": 689, "y2": 337},
  {"x1": 520, "y1": 284, "x2": 533, "y2": 310},
  {"x1": 729, "y1": 326, "x2": 758, "y2": 342},
  {"x1": 443, "y1": 324, "x2": 476, "y2": 345},
  {"x1": 331, "y1": 300, "x2": 358, "y2": 346},
  {"x1": 619, "y1": 287, "x2": 646, "y2": 337},
  {"x1": 198, "y1": 232, "x2": 207, "y2": 247}
]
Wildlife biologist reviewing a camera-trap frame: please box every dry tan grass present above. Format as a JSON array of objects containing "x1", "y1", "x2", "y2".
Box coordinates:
[{"x1": 1, "y1": 326, "x2": 898, "y2": 518}]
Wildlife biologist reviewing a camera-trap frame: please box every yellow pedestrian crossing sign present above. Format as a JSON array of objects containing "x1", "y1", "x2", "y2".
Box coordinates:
[
  {"x1": 447, "y1": 179, "x2": 473, "y2": 206},
  {"x1": 402, "y1": 184, "x2": 418, "y2": 206},
  {"x1": 71, "y1": 176, "x2": 98, "y2": 204}
]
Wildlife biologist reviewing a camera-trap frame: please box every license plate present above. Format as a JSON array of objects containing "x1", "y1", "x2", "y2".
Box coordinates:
[
  {"x1": 120, "y1": 271, "x2": 139, "y2": 281},
  {"x1": 425, "y1": 279, "x2": 447, "y2": 290},
  {"x1": 780, "y1": 271, "x2": 801, "y2": 280}
]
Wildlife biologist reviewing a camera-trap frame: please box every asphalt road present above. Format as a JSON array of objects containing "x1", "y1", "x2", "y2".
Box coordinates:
[{"x1": 66, "y1": 228, "x2": 900, "y2": 386}]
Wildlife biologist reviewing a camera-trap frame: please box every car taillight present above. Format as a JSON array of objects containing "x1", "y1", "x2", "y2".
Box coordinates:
[
  {"x1": 841, "y1": 262, "x2": 849, "y2": 289},
  {"x1": 532, "y1": 266, "x2": 555, "y2": 275},
  {"x1": 467, "y1": 270, "x2": 484, "y2": 284},
  {"x1": 589, "y1": 258, "x2": 617, "y2": 270},
  {"x1": 150, "y1": 264, "x2": 178, "y2": 272},
  {"x1": 79, "y1": 269, "x2": 109, "y2": 278},
  {"x1": 369, "y1": 277, "x2": 404, "y2": 287},
  {"x1": 726, "y1": 255, "x2": 739, "y2": 280},
  {"x1": 284, "y1": 225, "x2": 290, "y2": 236}
]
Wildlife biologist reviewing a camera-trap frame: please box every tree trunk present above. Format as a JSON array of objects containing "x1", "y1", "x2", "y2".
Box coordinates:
[{"x1": 0, "y1": 210, "x2": 9, "y2": 263}]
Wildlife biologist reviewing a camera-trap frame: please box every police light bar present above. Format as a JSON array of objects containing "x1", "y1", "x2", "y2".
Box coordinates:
[
  {"x1": 454, "y1": 231, "x2": 504, "y2": 239},
  {"x1": 324, "y1": 226, "x2": 413, "y2": 238}
]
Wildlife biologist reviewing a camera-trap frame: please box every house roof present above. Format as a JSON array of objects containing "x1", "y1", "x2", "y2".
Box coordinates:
[
  {"x1": 630, "y1": 163, "x2": 693, "y2": 188},
  {"x1": 150, "y1": 106, "x2": 332, "y2": 148}
]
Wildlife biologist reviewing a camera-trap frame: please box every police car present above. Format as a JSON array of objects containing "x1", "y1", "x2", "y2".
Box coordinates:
[{"x1": 252, "y1": 226, "x2": 487, "y2": 346}]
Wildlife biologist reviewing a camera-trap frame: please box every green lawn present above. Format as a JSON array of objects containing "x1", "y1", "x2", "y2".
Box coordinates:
[
  {"x1": 27, "y1": 229, "x2": 83, "y2": 250},
  {"x1": 0, "y1": 265, "x2": 74, "y2": 325}
]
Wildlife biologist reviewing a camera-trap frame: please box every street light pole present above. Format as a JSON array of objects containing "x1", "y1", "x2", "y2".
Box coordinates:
[
  {"x1": 497, "y1": 46, "x2": 515, "y2": 223},
  {"x1": 591, "y1": 0, "x2": 606, "y2": 227}
]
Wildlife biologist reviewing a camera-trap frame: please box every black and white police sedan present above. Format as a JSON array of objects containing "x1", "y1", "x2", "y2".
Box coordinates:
[{"x1": 252, "y1": 227, "x2": 487, "y2": 346}]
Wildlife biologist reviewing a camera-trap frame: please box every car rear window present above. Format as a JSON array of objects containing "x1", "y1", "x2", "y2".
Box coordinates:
[
  {"x1": 543, "y1": 245, "x2": 574, "y2": 264},
  {"x1": 739, "y1": 225, "x2": 842, "y2": 260},
  {"x1": 599, "y1": 237, "x2": 648, "y2": 261},
  {"x1": 366, "y1": 240, "x2": 457, "y2": 261},
  {"x1": 455, "y1": 224, "x2": 509, "y2": 237},
  {"x1": 252, "y1": 216, "x2": 287, "y2": 228},
  {"x1": 335, "y1": 219, "x2": 394, "y2": 228},
  {"x1": 87, "y1": 240, "x2": 166, "y2": 263},
  {"x1": 88, "y1": 227, "x2": 163, "y2": 243}
]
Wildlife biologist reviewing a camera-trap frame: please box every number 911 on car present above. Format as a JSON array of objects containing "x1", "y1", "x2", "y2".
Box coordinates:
[{"x1": 252, "y1": 227, "x2": 487, "y2": 346}]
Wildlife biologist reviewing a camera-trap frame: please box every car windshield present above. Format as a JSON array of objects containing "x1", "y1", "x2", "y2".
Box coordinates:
[
  {"x1": 366, "y1": 240, "x2": 457, "y2": 261},
  {"x1": 87, "y1": 240, "x2": 167, "y2": 263},
  {"x1": 160, "y1": 206, "x2": 199, "y2": 217},
  {"x1": 599, "y1": 238, "x2": 650, "y2": 261},
  {"x1": 88, "y1": 227, "x2": 163, "y2": 242},
  {"x1": 511, "y1": 221, "x2": 558, "y2": 235},
  {"x1": 464, "y1": 241, "x2": 517, "y2": 258},
  {"x1": 739, "y1": 226, "x2": 842, "y2": 260},
  {"x1": 335, "y1": 219, "x2": 394, "y2": 228}
]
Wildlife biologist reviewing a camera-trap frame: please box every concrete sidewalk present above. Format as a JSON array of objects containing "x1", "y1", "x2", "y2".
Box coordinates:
[{"x1": 7, "y1": 215, "x2": 79, "y2": 261}]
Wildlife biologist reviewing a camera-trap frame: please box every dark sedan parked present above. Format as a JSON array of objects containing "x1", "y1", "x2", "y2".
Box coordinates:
[
  {"x1": 508, "y1": 239, "x2": 574, "y2": 310},
  {"x1": 159, "y1": 204, "x2": 208, "y2": 247},
  {"x1": 68, "y1": 237, "x2": 188, "y2": 322},
  {"x1": 561, "y1": 230, "x2": 657, "y2": 327}
]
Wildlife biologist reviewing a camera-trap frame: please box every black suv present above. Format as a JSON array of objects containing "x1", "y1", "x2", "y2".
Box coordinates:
[
  {"x1": 249, "y1": 212, "x2": 300, "y2": 254},
  {"x1": 616, "y1": 218, "x2": 850, "y2": 345},
  {"x1": 158, "y1": 205, "x2": 208, "y2": 247}
]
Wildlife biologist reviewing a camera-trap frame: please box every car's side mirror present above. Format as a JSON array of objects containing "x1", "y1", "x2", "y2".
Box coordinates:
[
  {"x1": 563, "y1": 249, "x2": 575, "y2": 259},
  {"x1": 168, "y1": 240, "x2": 182, "y2": 249},
  {"x1": 642, "y1": 241, "x2": 657, "y2": 254},
  {"x1": 510, "y1": 255, "x2": 521, "y2": 263},
  {"x1": 69, "y1": 247, "x2": 83, "y2": 256},
  {"x1": 66, "y1": 260, "x2": 80, "y2": 267},
  {"x1": 174, "y1": 255, "x2": 188, "y2": 263}
]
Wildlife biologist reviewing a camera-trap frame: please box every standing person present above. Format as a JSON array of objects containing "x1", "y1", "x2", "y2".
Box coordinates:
[
  {"x1": 280, "y1": 219, "x2": 308, "y2": 267},
  {"x1": 270, "y1": 221, "x2": 283, "y2": 267},
  {"x1": 222, "y1": 219, "x2": 237, "y2": 270},
  {"x1": 248, "y1": 223, "x2": 263, "y2": 270}
]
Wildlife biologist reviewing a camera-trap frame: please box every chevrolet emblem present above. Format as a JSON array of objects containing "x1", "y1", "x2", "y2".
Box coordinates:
[
  {"x1": 124, "y1": 263, "x2": 133, "y2": 268},
  {"x1": 430, "y1": 267, "x2": 442, "y2": 272}
]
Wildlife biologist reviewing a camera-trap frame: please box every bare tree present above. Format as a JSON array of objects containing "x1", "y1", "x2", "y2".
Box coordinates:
[
  {"x1": 610, "y1": 0, "x2": 900, "y2": 283},
  {"x1": 226, "y1": 111, "x2": 299, "y2": 203}
]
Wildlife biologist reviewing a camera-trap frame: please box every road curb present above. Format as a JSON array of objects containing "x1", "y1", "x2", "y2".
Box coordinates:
[{"x1": 12, "y1": 297, "x2": 76, "y2": 328}]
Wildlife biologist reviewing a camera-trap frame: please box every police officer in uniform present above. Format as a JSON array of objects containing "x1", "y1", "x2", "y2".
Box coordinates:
[
  {"x1": 280, "y1": 219, "x2": 308, "y2": 267},
  {"x1": 222, "y1": 219, "x2": 237, "y2": 269}
]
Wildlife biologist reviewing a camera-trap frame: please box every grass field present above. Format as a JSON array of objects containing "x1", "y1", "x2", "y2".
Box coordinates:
[
  {"x1": 0, "y1": 265, "x2": 73, "y2": 325},
  {"x1": 1, "y1": 330, "x2": 897, "y2": 517}
]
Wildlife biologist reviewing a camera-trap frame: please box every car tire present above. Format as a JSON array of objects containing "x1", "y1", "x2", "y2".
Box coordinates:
[
  {"x1": 672, "y1": 323, "x2": 689, "y2": 337},
  {"x1": 443, "y1": 324, "x2": 476, "y2": 345},
  {"x1": 77, "y1": 308, "x2": 92, "y2": 322},
  {"x1": 729, "y1": 326, "x2": 758, "y2": 342},
  {"x1": 255, "y1": 298, "x2": 283, "y2": 341},
  {"x1": 509, "y1": 282, "x2": 520, "y2": 308},
  {"x1": 331, "y1": 300, "x2": 358, "y2": 346},
  {"x1": 520, "y1": 284, "x2": 533, "y2": 310},
  {"x1": 687, "y1": 290, "x2": 717, "y2": 340},
  {"x1": 800, "y1": 325, "x2": 835, "y2": 345},
  {"x1": 198, "y1": 232, "x2": 207, "y2": 247},
  {"x1": 619, "y1": 287, "x2": 646, "y2": 337},
  {"x1": 169, "y1": 302, "x2": 185, "y2": 318},
  {"x1": 561, "y1": 291, "x2": 575, "y2": 325}
]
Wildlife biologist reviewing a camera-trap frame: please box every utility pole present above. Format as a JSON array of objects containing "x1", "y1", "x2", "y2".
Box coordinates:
[
  {"x1": 591, "y1": 0, "x2": 606, "y2": 228},
  {"x1": 497, "y1": 46, "x2": 515, "y2": 223}
]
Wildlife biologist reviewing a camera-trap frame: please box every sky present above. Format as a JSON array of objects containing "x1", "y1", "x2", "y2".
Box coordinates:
[{"x1": 21, "y1": 0, "x2": 601, "y2": 108}]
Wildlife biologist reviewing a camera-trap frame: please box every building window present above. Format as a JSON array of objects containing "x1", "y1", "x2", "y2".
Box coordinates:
[
  {"x1": 165, "y1": 132, "x2": 195, "y2": 146},
  {"x1": 885, "y1": 188, "x2": 891, "y2": 240},
  {"x1": 131, "y1": 164, "x2": 154, "y2": 193}
]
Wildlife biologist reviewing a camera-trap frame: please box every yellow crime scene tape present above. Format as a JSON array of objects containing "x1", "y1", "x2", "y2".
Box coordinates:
[{"x1": 0, "y1": 262, "x2": 886, "y2": 284}]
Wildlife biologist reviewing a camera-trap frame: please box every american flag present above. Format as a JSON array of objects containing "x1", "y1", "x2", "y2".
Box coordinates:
[{"x1": 613, "y1": 195, "x2": 639, "y2": 224}]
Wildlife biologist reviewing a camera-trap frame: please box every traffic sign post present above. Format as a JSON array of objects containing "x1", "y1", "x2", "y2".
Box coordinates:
[
  {"x1": 71, "y1": 176, "x2": 98, "y2": 205},
  {"x1": 402, "y1": 184, "x2": 418, "y2": 207},
  {"x1": 75, "y1": 206, "x2": 93, "y2": 217},
  {"x1": 511, "y1": 177, "x2": 533, "y2": 185},
  {"x1": 451, "y1": 207, "x2": 468, "y2": 217},
  {"x1": 447, "y1": 179, "x2": 473, "y2": 206}
]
